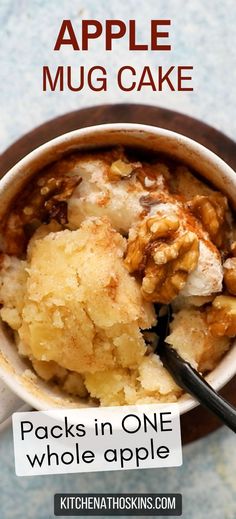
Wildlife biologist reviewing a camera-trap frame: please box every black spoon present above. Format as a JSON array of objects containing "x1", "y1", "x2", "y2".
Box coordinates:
[{"x1": 154, "y1": 305, "x2": 236, "y2": 434}]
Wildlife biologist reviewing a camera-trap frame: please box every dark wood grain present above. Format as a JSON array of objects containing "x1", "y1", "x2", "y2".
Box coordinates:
[
  {"x1": 0, "y1": 103, "x2": 235, "y2": 444},
  {"x1": 1, "y1": 104, "x2": 236, "y2": 175}
]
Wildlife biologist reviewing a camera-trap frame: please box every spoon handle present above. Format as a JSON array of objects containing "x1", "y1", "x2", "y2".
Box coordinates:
[{"x1": 160, "y1": 345, "x2": 236, "y2": 433}]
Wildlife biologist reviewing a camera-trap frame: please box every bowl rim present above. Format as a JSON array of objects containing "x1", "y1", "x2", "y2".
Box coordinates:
[
  {"x1": 1, "y1": 122, "x2": 236, "y2": 187},
  {"x1": 0, "y1": 121, "x2": 236, "y2": 416}
]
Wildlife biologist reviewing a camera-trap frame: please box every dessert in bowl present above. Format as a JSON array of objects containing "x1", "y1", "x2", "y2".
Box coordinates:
[{"x1": 0, "y1": 123, "x2": 236, "y2": 414}]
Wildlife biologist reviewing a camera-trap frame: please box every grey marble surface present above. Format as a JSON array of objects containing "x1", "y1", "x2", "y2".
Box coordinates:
[
  {"x1": 0, "y1": 425, "x2": 236, "y2": 519},
  {"x1": 0, "y1": 1, "x2": 236, "y2": 518}
]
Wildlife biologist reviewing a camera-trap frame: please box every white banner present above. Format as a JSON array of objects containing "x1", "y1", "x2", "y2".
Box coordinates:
[{"x1": 12, "y1": 404, "x2": 182, "y2": 476}]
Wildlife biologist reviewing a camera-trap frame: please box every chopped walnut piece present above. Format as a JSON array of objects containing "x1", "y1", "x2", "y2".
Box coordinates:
[
  {"x1": 1, "y1": 213, "x2": 27, "y2": 255},
  {"x1": 108, "y1": 159, "x2": 141, "y2": 181},
  {"x1": 142, "y1": 231, "x2": 199, "y2": 303},
  {"x1": 188, "y1": 193, "x2": 228, "y2": 247},
  {"x1": 125, "y1": 215, "x2": 199, "y2": 303},
  {"x1": 44, "y1": 176, "x2": 82, "y2": 222},
  {"x1": 230, "y1": 241, "x2": 236, "y2": 257},
  {"x1": 1, "y1": 175, "x2": 81, "y2": 255},
  {"x1": 207, "y1": 295, "x2": 236, "y2": 337},
  {"x1": 125, "y1": 215, "x2": 180, "y2": 272},
  {"x1": 223, "y1": 258, "x2": 236, "y2": 295}
]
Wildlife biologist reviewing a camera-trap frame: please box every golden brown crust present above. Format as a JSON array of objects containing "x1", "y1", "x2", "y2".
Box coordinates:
[{"x1": 167, "y1": 307, "x2": 230, "y2": 372}]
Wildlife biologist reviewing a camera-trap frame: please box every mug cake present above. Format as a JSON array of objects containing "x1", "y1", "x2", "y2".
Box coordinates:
[{"x1": 0, "y1": 146, "x2": 235, "y2": 406}]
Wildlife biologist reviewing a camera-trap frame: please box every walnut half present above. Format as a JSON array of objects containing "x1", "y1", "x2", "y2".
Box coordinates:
[
  {"x1": 125, "y1": 215, "x2": 199, "y2": 304},
  {"x1": 125, "y1": 215, "x2": 180, "y2": 272}
]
